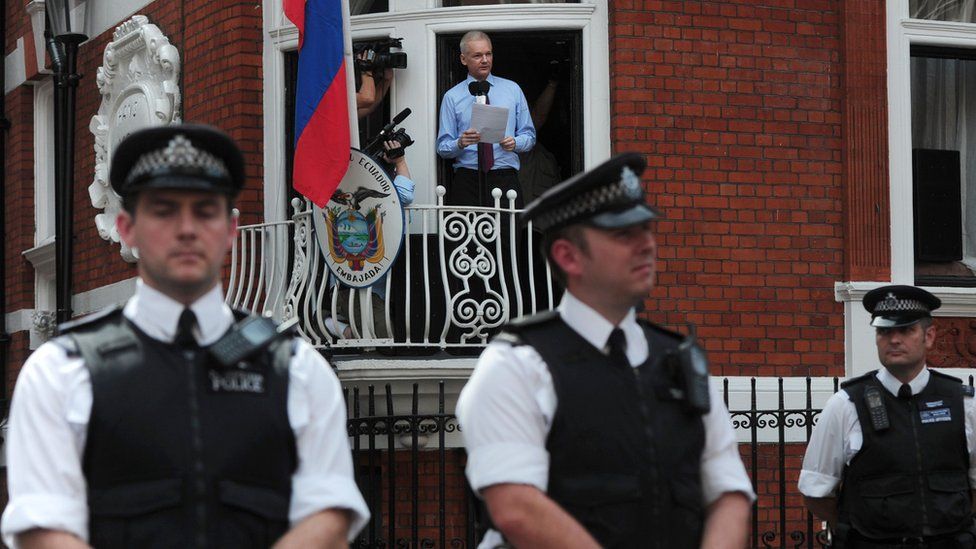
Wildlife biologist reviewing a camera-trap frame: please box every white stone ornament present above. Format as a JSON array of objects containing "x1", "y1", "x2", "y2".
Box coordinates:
[{"x1": 89, "y1": 15, "x2": 181, "y2": 262}]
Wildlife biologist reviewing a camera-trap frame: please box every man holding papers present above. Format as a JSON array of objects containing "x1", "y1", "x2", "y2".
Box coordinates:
[{"x1": 436, "y1": 30, "x2": 536, "y2": 207}]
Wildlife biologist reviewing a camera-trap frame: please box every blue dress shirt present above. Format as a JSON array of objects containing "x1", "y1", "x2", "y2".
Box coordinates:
[{"x1": 436, "y1": 74, "x2": 536, "y2": 171}]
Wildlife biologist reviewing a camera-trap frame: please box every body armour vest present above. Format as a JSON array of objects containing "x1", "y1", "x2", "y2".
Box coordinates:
[
  {"x1": 57, "y1": 307, "x2": 297, "y2": 549},
  {"x1": 503, "y1": 313, "x2": 706, "y2": 549},
  {"x1": 839, "y1": 370, "x2": 973, "y2": 539}
]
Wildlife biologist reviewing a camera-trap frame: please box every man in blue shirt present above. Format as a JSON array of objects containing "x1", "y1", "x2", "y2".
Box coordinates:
[{"x1": 436, "y1": 31, "x2": 536, "y2": 207}]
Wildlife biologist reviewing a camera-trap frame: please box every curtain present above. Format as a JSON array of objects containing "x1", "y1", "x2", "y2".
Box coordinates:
[
  {"x1": 912, "y1": 0, "x2": 976, "y2": 22},
  {"x1": 911, "y1": 55, "x2": 976, "y2": 269}
]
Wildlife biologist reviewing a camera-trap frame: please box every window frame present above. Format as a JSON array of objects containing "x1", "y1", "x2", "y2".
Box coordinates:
[{"x1": 262, "y1": 0, "x2": 610, "y2": 224}]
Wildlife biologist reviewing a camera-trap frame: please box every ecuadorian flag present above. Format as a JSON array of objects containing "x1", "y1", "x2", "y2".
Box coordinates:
[{"x1": 285, "y1": 0, "x2": 350, "y2": 207}]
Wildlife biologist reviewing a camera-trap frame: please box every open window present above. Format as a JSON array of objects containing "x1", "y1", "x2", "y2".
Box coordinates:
[
  {"x1": 435, "y1": 30, "x2": 583, "y2": 202},
  {"x1": 910, "y1": 46, "x2": 976, "y2": 286}
]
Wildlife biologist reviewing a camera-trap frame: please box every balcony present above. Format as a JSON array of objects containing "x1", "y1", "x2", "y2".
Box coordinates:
[{"x1": 226, "y1": 187, "x2": 558, "y2": 355}]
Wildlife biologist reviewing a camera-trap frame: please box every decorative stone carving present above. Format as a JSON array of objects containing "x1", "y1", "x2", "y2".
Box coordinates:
[
  {"x1": 89, "y1": 15, "x2": 181, "y2": 261},
  {"x1": 929, "y1": 318, "x2": 976, "y2": 369},
  {"x1": 31, "y1": 310, "x2": 57, "y2": 342}
]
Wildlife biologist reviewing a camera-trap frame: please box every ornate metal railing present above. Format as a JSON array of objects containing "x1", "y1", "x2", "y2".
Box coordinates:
[
  {"x1": 344, "y1": 377, "x2": 845, "y2": 549},
  {"x1": 228, "y1": 188, "x2": 556, "y2": 351}
]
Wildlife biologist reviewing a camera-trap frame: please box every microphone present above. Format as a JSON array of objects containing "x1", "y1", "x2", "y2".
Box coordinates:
[
  {"x1": 468, "y1": 81, "x2": 491, "y2": 104},
  {"x1": 362, "y1": 108, "x2": 411, "y2": 154},
  {"x1": 390, "y1": 107, "x2": 411, "y2": 126}
]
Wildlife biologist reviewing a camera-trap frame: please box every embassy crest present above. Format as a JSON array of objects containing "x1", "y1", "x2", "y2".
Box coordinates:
[{"x1": 313, "y1": 149, "x2": 404, "y2": 289}]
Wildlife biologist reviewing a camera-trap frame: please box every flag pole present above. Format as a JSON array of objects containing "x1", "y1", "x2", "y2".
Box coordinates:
[{"x1": 341, "y1": 0, "x2": 358, "y2": 148}]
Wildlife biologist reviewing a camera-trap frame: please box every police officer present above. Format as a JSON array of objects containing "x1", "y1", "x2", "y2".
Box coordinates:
[
  {"x1": 456, "y1": 153, "x2": 754, "y2": 548},
  {"x1": 799, "y1": 285, "x2": 976, "y2": 548},
  {"x1": 1, "y1": 125, "x2": 369, "y2": 548}
]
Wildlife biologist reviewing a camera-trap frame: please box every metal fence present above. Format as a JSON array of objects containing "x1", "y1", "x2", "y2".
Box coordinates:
[
  {"x1": 343, "y1": 377, "x2": 848, "y2": 549},
  {"x1": 228, "y1": 190, "x2": 557, "y2": 351}
]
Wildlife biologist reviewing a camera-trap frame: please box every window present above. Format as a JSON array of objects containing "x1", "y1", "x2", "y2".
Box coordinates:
[
  {"x1": 911, "y1": 0, "x2": 976, "y2": 23},
  {"x1": 351, "y1": 0, "x2": 388, "y2": 15},
  {"x1": 910, "y1": 47, "x2": 976, "y2": 285},
  {"x1": 435, "y1": 30, "x2": 583, "y2": 202},
  {"x1": 441, "y1": 0, "x2": 578, "y2": 6}
]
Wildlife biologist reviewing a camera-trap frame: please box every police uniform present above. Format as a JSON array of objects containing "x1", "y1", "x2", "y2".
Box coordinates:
[
  {"x1": 456, "y1": 153, "x2": 755, "y2": 549},
  {"x1": 0, "y1": 125, "x2": 369, "y2": 547},
  {"x1": 799, "y1": 285, "x2": 976, "y2": 548}
]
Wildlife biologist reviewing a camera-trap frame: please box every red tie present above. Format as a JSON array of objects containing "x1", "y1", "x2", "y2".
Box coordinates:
[{"x1": 477, "y1": 93, "x2": 494, "y2": 172}]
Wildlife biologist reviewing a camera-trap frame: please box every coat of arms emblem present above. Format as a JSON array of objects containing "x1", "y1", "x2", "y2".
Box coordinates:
[
  {"x1": 312, "y1": 150, "x2": 405, "y2": 289},
  {"x1": 325, "y1": 187, "x2": 390, "y2": 271}
]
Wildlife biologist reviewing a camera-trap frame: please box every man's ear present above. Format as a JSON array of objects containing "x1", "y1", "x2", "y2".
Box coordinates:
[
  {"x1": 117, "y1": 209, "x2": 135, "y2": 248},
  {"x1": 549, "y1": 238, "x2": 584, "y2": 279},
  {"x1": 924, "y1": 322, "x2": 937, "y2": 350}
]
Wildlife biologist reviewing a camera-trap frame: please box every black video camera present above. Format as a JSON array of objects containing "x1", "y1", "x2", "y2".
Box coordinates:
[
  {"x1": 363, "y1": 108, "x2": 414, "y2": 160},
  {"x1": 354, "y1": 38, "x2": 407, "y2": 73}
]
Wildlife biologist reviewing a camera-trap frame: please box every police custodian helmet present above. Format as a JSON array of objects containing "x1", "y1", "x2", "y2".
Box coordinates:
[
  {"x1": 862, "y1": 285, "x2": 941, "y2": 328},
  {"x1": 520, "y1": 152, "x2": 660, "y2": 232},
  {"x1": 109, "y1": 123, "x2": 245, "y2": 199}
]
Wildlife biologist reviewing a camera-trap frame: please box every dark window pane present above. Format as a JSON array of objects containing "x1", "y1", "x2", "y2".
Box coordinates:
[
  {"x1": 911, "y1": 0, "x2": 976, "y2": 23},
  {"x1": 442, "y1": 0, "x2": 578, "y2": 6},
  {"x1": 910, "y1": 51, "x2": 976, "y2": 283},
  {"x1": 350, "y1": 0, "x2": 388, "y2": 15}
]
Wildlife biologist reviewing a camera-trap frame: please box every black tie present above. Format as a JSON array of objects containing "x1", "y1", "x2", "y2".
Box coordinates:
[
  {"x1": 175, "y1": 309, "x2": 198, "y2": 348},
  {"x1": 607, "y1": 328, "x2": 630, "y2": 367},
  {"x1": 898, "y1": 383, "x2": 912, "y2": 399},
  {"x1": 477, "y1": 94, "x2": 494, "y2": 172}
]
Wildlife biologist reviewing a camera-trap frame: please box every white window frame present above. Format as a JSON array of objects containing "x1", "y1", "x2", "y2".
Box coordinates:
[
  {"x1": 262, "y1": 0, "x2": 611, "y2": 223},
  {"x1": 23, "y1": 79, "x2": 56, "y2": 349},
  {"x1": 838, "y1": 0, "x2": 976, "y2": 378}
]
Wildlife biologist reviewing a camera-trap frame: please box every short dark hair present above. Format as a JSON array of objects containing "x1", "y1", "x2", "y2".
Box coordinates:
[{"x1": 541, "y1": 223, "x2": 589, "y2": 287}]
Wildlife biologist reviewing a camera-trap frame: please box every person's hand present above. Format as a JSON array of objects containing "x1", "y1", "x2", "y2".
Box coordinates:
[
  {"x1": 381, "y1": 139, "x2": 403, "y2": 164},
  {"x1": 356, "y1": 51, "x2": 373, "y2": 78},
  {"x1": 458, "y1": 128, "x2": 481, "y2": 148},
  {"x1": 500, "y1": 136, "x2": 516, "y2": 151}
]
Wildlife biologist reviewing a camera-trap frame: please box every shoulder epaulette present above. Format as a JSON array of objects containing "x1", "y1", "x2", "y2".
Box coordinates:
[
  {"x1": 636, "y1": 318, "x2": 685, "y2": 343},
  {"x1": 929, "y1": 369, "x2": 963, "y2": 384},
  {"x1": 840, "y1": 370, "x2": 879, "y2": 389},
  {"x1": 492, "y1": 310, "x2": 560, "y2": 346},
  {"x1": 927, "y1": 369, "x2": 974, "y2": 396},
  {"x1": 503, "y1": 310, "x2": 560, "y2": 332},
  {"x1": 56, "y1": 305, "x2": 124, "y2": 335}
]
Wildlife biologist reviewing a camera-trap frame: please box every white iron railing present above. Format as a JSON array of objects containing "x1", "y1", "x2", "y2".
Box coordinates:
[{"x1": 227, "y1": 187, "x2": 558, "y2": 352}]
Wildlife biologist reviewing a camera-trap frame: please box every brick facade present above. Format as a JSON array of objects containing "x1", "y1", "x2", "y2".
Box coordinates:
[
  {"x1": 610, "y1": 1, "x2": 847, "y2": 377},
  {"x1": 2, "y1": 0, "x2": 970, "y2": 545}
]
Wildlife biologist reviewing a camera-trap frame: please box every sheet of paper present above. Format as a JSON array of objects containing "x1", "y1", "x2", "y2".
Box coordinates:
[{"x1": 470, "y1": 103, "x2": 509, "y2": 144}]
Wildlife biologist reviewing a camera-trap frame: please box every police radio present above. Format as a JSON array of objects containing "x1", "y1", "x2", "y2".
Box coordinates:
[
  {"x1": 666, "y1": 326, "x2": 711, "y2": 414},
  {"x1": 863, "y1": 386, "x2": 890, "y2": 431},
  {"x1": 208, "y1": 315, "x2": 298, "y2": 368}
]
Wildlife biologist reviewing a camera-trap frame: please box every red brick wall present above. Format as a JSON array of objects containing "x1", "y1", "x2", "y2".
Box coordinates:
[
  {"x1": 68, "y1": 0, "x2": 266, "y2": 295},
  {"x1": 611, "y1": 1, "x2": 848, "y2": 377},
  {"x1": 354, "y1": 449, "x2": 471, "y2": 545},
  {"x1": 4, "y1": 88, "x2": 35, "y2": 317}
]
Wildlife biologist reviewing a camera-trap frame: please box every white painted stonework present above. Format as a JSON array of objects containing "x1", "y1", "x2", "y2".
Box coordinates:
[{"x1": 89, "y1": 15, "x2": 181, "y2": 262}]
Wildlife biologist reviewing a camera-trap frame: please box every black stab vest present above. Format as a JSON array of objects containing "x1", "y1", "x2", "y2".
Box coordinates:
[
  {"x1": 58, "y1": 308, "x2": 297, "y2": 549},
  {"x1": 839, "y1": 370, "x2": 973, "y2": 539},
  {"x1": 506, "y1": 314, "x2": 706, "y2": 549}
]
